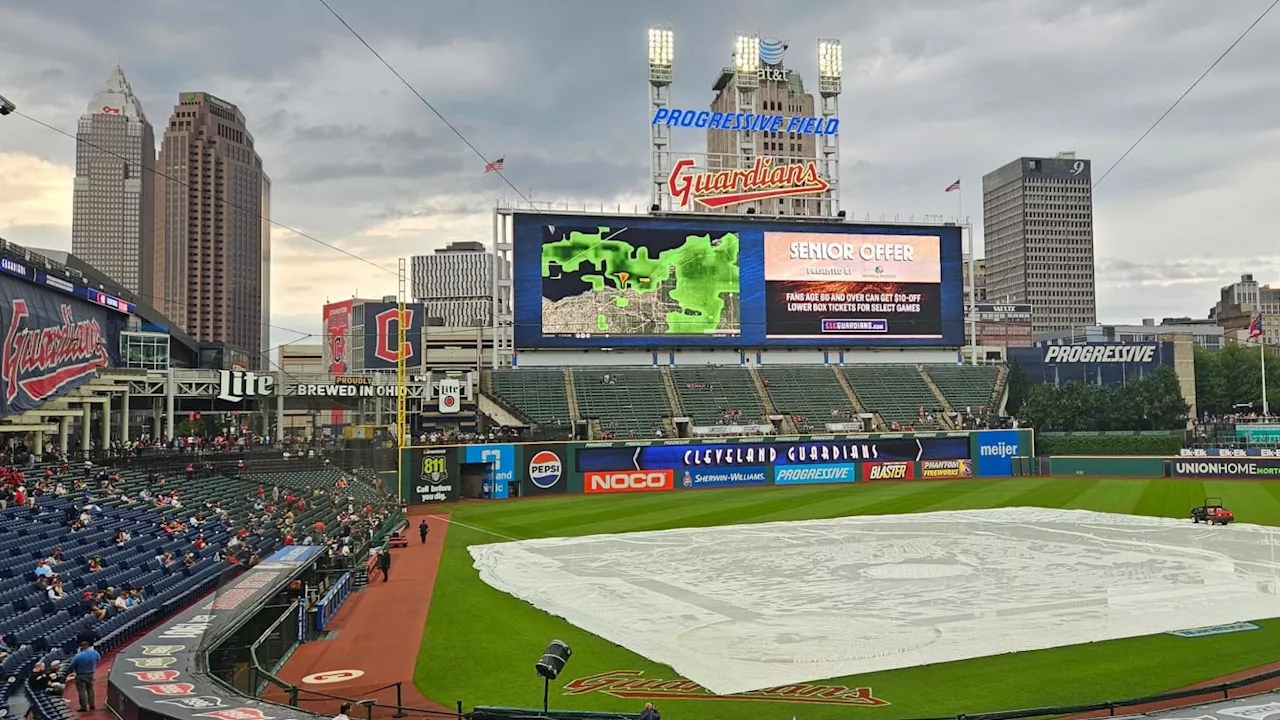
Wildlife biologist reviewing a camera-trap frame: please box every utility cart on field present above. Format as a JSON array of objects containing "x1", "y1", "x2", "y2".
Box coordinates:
[{"x1": 1191, "y1": 497, "x2": 1234, "y2": 525}]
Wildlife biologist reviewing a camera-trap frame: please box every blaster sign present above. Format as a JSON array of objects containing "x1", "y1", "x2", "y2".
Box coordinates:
[{"x1": 585, "y1": 470, "x2": 674, "y2": 494}]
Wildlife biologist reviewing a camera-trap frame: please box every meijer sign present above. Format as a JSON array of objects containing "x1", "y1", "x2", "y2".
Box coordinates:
[
  {"x1": 585, "y1": 470, "x2": 674, "y2": 494},
  {"x1": 1043, "y1": 344, "x2": 1157, "y2": 364}
]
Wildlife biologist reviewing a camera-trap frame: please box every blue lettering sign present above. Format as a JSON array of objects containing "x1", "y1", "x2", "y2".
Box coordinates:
[
  {"x1": 976, "y1": 430, "x2": 1021, "y2": 477},
  {"x1": 465, "y1": 444, "x2": 516, "y2": 499},
  {"x1": 652, "y1": 108, "x2": 838, "y2": 136},
  {"x1": 680, "y1": 467, "x2": 768, "y2": 489}
]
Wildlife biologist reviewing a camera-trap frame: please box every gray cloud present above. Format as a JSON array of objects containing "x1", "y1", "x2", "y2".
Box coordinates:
[{"x1": 1, "y1": 0, "x2": 1278, "y2": 350}]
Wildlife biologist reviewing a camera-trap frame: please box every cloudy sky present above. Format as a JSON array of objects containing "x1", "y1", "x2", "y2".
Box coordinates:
[{"x1": 1, "y1": 0, "x2": 1277, "y2": 350}]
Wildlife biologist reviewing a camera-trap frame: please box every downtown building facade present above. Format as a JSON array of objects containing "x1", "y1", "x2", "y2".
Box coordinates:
[
  {"x1": 982, "y1": 152, "x2": 1097, "y2": 335},
  {"x1": 71, "y1": 67, "x2": 156, "y2": 297},
  {"x1": 154, "y1": 91, "x2": 270, "y2": 367},
  {"x1": 410, "y1": 241, "x2": 509, "y2": 328}
]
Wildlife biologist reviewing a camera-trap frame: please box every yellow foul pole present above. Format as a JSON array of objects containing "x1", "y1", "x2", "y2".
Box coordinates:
[{"x1": 396, "y1": 257, "x2": 408, "y2": 501}]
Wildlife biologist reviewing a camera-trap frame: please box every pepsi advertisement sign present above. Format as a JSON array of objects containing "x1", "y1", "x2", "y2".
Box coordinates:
[
  {"x1": 575, "y1": 436, "x2": 968, "y2": 474},
  {"x1": 679, "y1": 467, "x2": 768, "y2": 489},
  {"x1": 522, "y1": 446, "x2": 568, "y2": 496}
]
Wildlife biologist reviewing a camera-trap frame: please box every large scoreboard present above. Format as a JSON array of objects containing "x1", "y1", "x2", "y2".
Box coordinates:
[{"x1": 513, "y1": 212, "x2": 964, "y2": 349}]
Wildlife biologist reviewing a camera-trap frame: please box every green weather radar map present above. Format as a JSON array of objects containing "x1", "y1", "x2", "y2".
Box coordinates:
[{"x1": 540, "y1": 224, "x2": 741, "y2": 337}]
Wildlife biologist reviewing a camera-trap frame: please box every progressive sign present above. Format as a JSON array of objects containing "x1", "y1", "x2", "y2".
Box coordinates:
[{"x1": 1043, "y1": 344, "x2": 1157, "y2": 364}]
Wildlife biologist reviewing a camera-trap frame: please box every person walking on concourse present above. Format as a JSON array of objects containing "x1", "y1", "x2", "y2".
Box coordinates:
[
  {"x1": 377, "y1": 548, "x2": 391, "y2": 581},
  {"x1": 418, "y1": 519, "x2": 429, "y2": 544},
  {"x1": 66, "y1": 641, "x2": 101, "y2": 712}
]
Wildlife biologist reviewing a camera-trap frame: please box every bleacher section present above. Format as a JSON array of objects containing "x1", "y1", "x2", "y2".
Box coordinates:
[
  {"x1": 669, "y1": 366, "x2": 768, "y2": 427},
  {"x1": 756, "y1": 367, "x2": 858, "y2": 433},
  {"x1": 488, "y1": 364, "x2": 1006, "y2": 438},
  {"x1": 571, "y1": 368, "x2": 671, "y2": 437},
  {"x1": 489, "y1": 370, "x2": 571, "y2": 427},
  {"x1": 926, "y1": 364, "x2": 1001, "y2": 413},
  {"x1": 1, "y1": 461, "x2": 397, "y2": 720},
  {"x1": 842, "y1": 365, "x2": 943, "y2": 428}
]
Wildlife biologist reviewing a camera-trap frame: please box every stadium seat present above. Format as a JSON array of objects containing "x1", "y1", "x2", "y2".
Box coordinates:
[
  {"x1": 669, "y1": 366, "x2": 767, "y2": 428},
  {"x1": 572, "y1": 368, "x2": 672, "y2": 437},
  {"x1": 842, "y1": 365, "x2": 944, "y2": 428},
  {"x1": 924, "y1": 364, "x2": 1002, "y2": 414},
  {"x1": 756, "y1": 367, "x2": 859, "y2": 433},
  {"x1": 489, "y1": 369, "x2": 572, "y2": 430}
]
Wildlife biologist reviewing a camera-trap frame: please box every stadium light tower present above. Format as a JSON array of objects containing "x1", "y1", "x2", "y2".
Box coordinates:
[
  {"x1": 733, "y1": 34, "x2": 761, "y2": 175},
  {"x1": 648, "y1": 25, "x2": 674, "y2": 213},
  {"x1": 817, "y1": 39, "x2": 843, "y2": 217},
  {"x1": 0, "y1": 94, "x2": 15, "y2": 116}
]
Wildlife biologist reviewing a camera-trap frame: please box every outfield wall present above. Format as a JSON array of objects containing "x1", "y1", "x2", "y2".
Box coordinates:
[{"x1": 398, "y1": 429, "x2": 1033, "y2": 503}]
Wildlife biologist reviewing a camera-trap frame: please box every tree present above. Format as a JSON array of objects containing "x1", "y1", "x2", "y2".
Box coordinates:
[
  {"x1": 176, "y1": 419, "x2": 206, "y2": 437},
  {"x1": 1012, "y1": 366, "x2": 1189, "y2": 432},
  {"x1": 1005, "y1": 359, "x2": 1029, "y2": 416}
]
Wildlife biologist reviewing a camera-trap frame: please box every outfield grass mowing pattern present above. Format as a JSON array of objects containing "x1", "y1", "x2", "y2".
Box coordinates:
[{"x1": 416, "y1": 479, "x2": 1280, "y2": 720}]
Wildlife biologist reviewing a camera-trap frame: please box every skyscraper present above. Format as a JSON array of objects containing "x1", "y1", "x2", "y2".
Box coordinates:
[
  {"x1": 154, "y1": 92, "x2": 270, "y2": 364},
  {"x1": 981, "y1": 152, "x2": 1097, "y2": 334},
  {"x1": 71, "y1": 66, "x2": 155, "y2": 296},
  {"x1": 411, "y1": 241, "x2": 508, "y2": 327}
]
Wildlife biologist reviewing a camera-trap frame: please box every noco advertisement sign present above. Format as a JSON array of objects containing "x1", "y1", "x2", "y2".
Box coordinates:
[{"x1": 515, "y1": 212, "x2": 963, "y2": 349}]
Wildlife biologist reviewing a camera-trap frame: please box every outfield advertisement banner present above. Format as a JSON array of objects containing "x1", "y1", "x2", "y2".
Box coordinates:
[
  {"x1": 920, "y1": 459, "x2": 974, "y2": 479},
  {"x1": 585, "y1": 470, "x2": 675, "y2": 494},
  {"x1": 464, "y1": 443, "x2": 515, "y2": 499},
  {"x1": 403, "y1": 447, "x2": 460, "y2": 503},
  {"x1": 773, "y1": 464, "x2": 857, "y2": 485},
  {"x1": 862, "y1": 462, "x2": 915, "y2": 481},
  {"x1": 520, "y1": 445, "x2": 571, "y2": 496},
  {"x1": 576, "y1": 436, "x2": 969, "y2": 474},
  {"x1": 1170, "y1": 459, "x2": 1280, "y2": 478},
  {"x1": 1180, "y1": 448, "x2": 1280, "y2": 457},
  {"x1": 678, "y1": 467, "x2": 768, "y2": 489}
]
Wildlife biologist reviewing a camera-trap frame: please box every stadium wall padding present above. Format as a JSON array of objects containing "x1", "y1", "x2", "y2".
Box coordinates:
[
  {"x1": 397, "y1": 429, "x2": 1033, "y2": 504},
  {"x1": 1046, "y1": 456, "x2": 1167, "y2": 478}
]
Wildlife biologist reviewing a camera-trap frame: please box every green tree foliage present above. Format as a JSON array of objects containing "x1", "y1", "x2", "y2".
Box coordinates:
[
  {"x1": 1194, "y1": 343, "x2": 1279, "y2": 415},
  {"x1": 176, "y1": 419, "x2": 206, "y2": 437},
  {"x1": 1016, "y1": 365, "x2": 1189, "y2": 431},
  {"x1": 1005, "y1": 359, "x2": 1029, "y2": 416}
]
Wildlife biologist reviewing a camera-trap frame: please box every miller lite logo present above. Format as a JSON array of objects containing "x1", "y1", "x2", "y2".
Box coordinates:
[
  {"x1": 2, "y1": 300, "x2": 110, "y2": 408},
  {"x1": 373, "y1": 307, "x2": 415, "y2": 364},
  {"x1": 667, "y1": 157, "x2": 830, "y2": 210},
  {"x1": 528, "y1": 450, "x2": 562, "y2": 489},
  {"x1": 215, "y1": 370, "x2": 274, "y2": 403}
]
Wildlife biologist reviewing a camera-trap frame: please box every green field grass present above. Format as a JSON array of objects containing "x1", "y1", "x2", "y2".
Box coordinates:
[{"x1": 414, "y1": 478, "x2": 1280, "y2": 720}]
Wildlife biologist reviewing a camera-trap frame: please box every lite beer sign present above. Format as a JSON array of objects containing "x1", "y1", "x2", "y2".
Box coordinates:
[
  {"x1": 215, "y1": 370, "x2": 274, "y2": 403},
  {"x1": 668, "y1": 157, "x2": 830, "y2": 210}
]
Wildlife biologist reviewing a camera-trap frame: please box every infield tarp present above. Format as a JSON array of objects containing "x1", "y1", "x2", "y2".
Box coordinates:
[{"x1": 469, "y1": 507, "x2": 1280, "y2": 696}]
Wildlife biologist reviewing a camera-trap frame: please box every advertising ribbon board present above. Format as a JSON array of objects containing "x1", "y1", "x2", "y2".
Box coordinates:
[
  {"x1": 521, "y1": 445, "x2": 570, "y2": 496},
  {"x1": 108, "y1": 547, "x2": 325, "y2": 720},
  {"x1": 920, "y1": 459, "x2": 973, "y2": 480},
  {"x1": 576, "y1": 436, "x2": 969, "y2": 474}
]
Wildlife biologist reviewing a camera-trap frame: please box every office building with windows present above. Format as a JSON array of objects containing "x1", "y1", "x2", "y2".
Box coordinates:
[
  {"x1": 71, "y1": 66, "x2": 156, "y2": 296},
  {"x1": 982, "y1": 152, "x2": 1097, "y2": 334},
  {"x1": 154, "y1": 91, "x2": 270, "y2": 365}
]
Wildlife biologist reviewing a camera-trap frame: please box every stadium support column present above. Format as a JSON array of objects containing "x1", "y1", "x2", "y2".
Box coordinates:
[
  {"x1": 817, "y1": 40, "x2": 843, "y2": 218},
  {"x1": 121, "y1": 389, "x2": 130, "y2": 443},
  {"x1": 647, "y1": 26, "x2": 674, "y2": 212},
  {"x1": 81, "y1": 403, "x2": 91, "y2": 454},
  {"x1": 99, "y1": 397, "x2": 109, "y2": 450},
  {"x1": 276, "y1": 391, "x2": 285, "y2": 444},
  {"x1": 165, "y1": 368, "x2": 175, "y2": 440},
  {"x1": 58, "y1": 416, "x2": 69, "y2": 455},
  {"x1": 733, "y1": 34, "x2": 760, "y2": 198}
]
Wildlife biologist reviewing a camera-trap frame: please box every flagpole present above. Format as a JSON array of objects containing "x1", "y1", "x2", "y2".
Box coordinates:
[
  {"x1": 960, "y1": 179, "x2": 977, "y2": 366},
  {"x1": 1263, "y1": 339, "x2": 1270, "y2": 418}
]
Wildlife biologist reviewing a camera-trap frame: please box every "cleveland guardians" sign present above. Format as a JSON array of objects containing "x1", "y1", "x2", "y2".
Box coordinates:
[{"x1": 668, "y1": 157, "x2": 830, "y2": 210}]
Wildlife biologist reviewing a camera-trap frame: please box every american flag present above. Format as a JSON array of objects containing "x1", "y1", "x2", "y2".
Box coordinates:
[
  {"x1": 1249, "y1": 313, "x2": 1264, "y2": 340},
  {"x1": 945, "y1": 179, "x2": 961, "y2": 192},
  {"x1": 484, "y1": 157, "x2": 505, "y2": 174}
]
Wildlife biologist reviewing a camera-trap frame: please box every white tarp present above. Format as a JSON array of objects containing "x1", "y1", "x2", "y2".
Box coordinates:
[{"x1": 468, "y1": 507, "x2": 1280, "y2": 696}]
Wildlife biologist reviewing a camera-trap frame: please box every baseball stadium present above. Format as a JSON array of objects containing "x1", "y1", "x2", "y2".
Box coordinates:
[{"x1": 3, "y1": 22, "x2": 1280, "y2": 720}]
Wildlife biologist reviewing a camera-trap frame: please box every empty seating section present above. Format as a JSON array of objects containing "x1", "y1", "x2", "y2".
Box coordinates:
[
  {"x1": 670, "y1": 367, "x2": 767, "y2": 427},
  {"x1": 489, "y1": 370, "x2": 571, "y2": 426},
  {"x1": 756, "y1": 367, "x2": 857, "y2": 433},
  {"x1": 926, "y1": 365, "x2": 1000, "y2": 413},
  {"x1": 572, "y1": 368, "x2": 671, "y2": 437},
  {"x1": 0, "y1": 461, "x2": 396, "y2": 720},
  {"x1": 842, "y1": 365, "x2": 942, "y2": 427}
]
